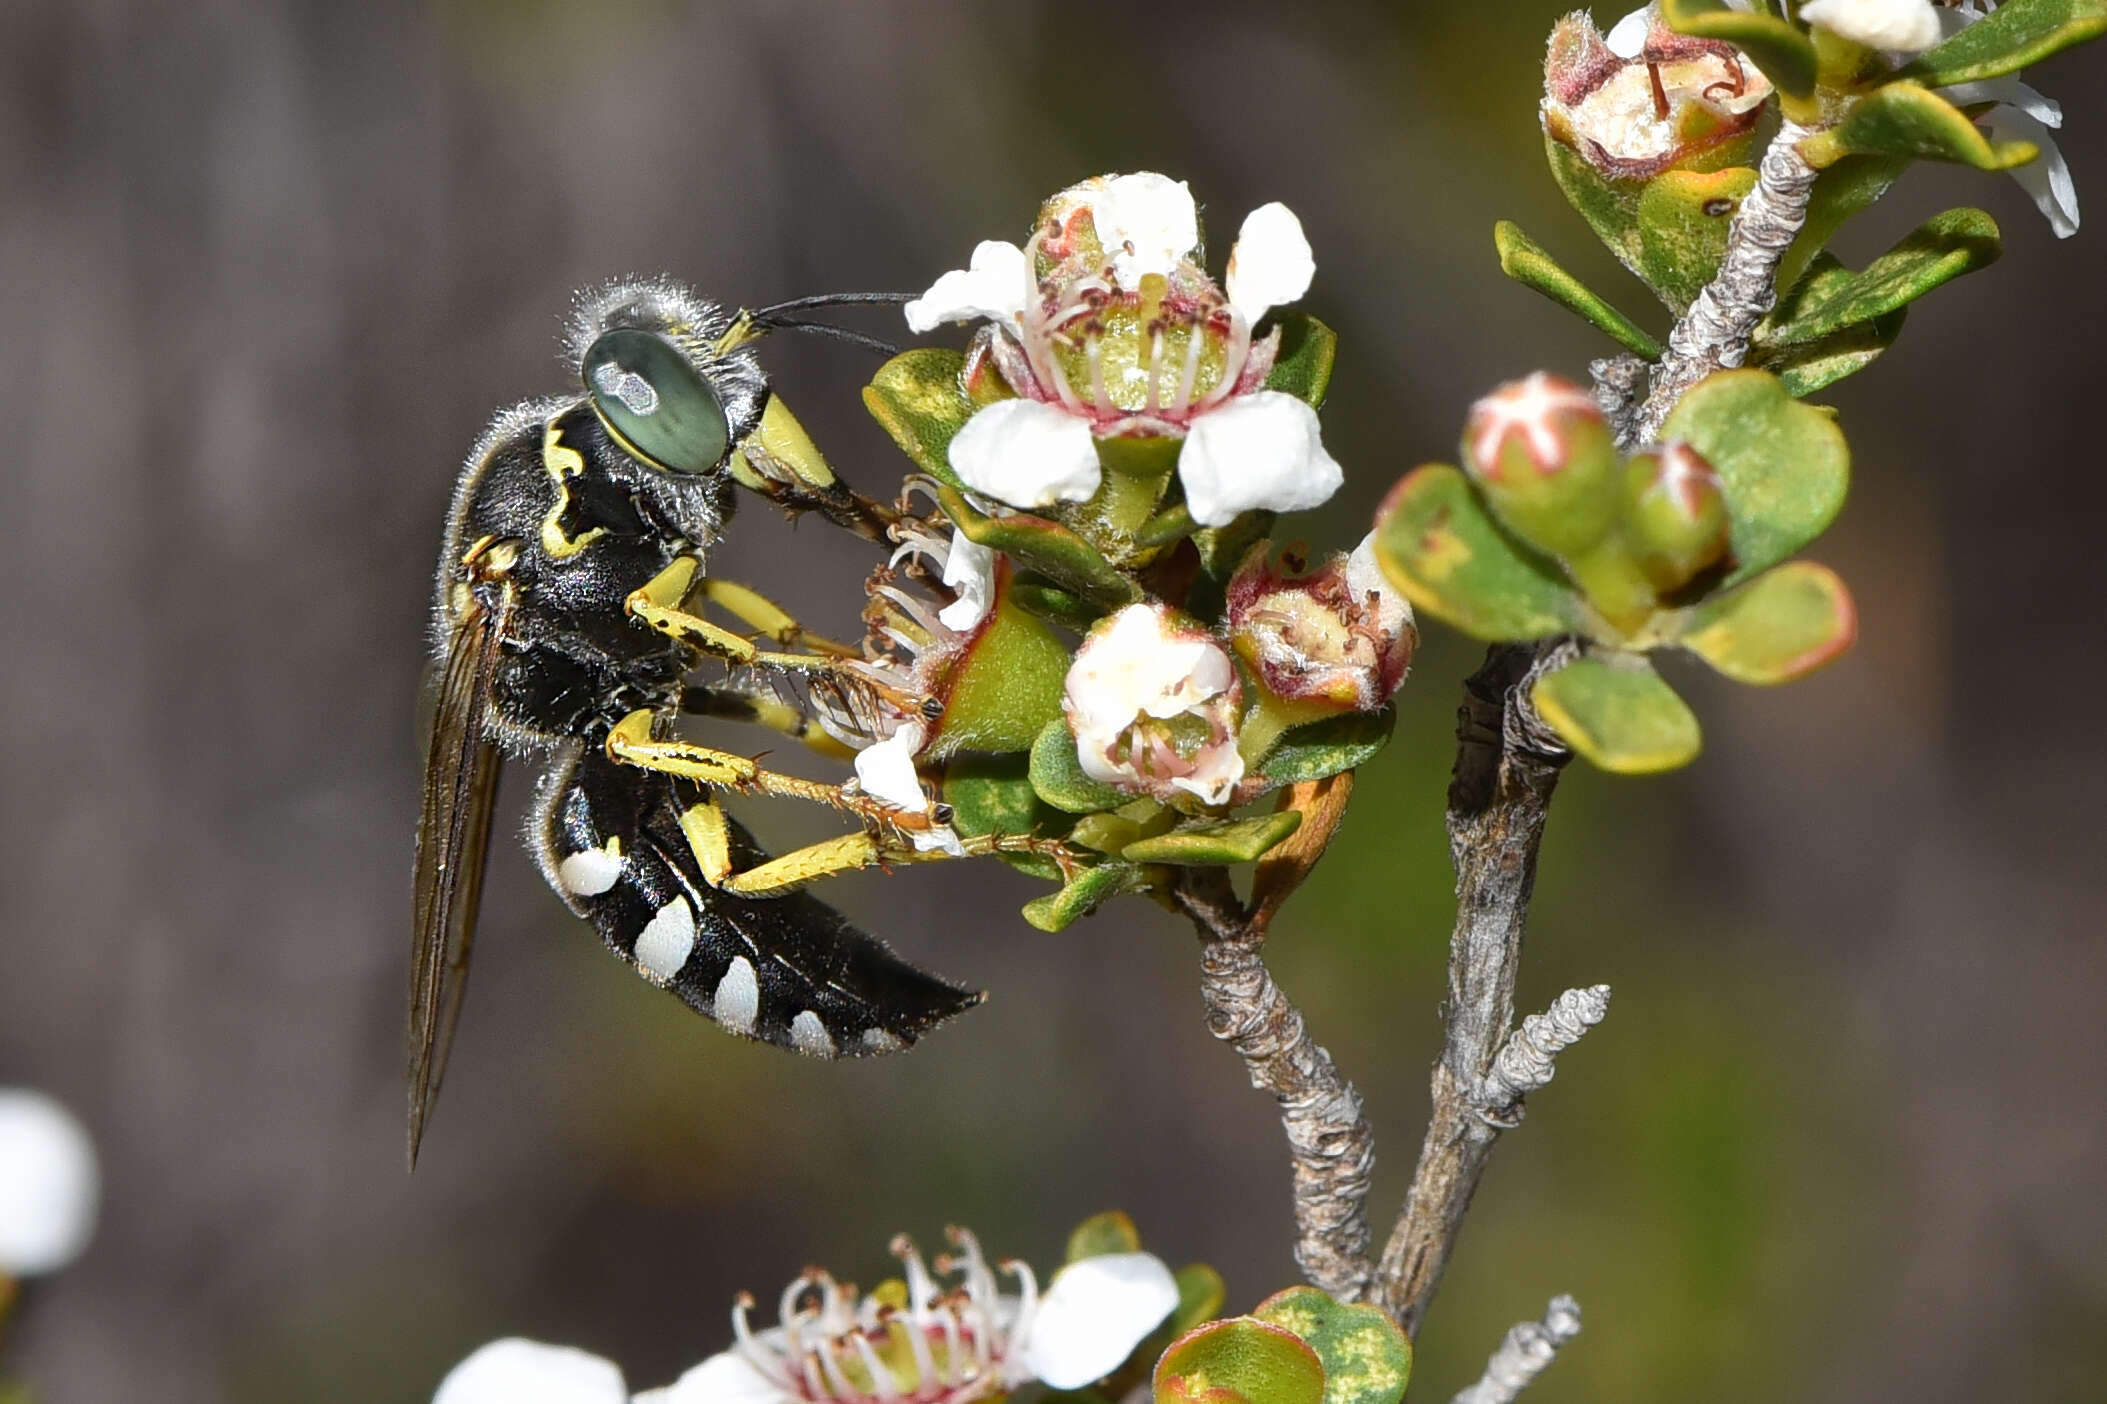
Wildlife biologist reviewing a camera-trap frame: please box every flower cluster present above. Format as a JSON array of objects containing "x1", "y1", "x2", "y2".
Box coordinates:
[
  {"x1": 432, "y1": 1229, "x2": 1179, "y2": 1404},
  {"x1": 0, "y1": 1088, "x2": 99, "y2": 1281}
]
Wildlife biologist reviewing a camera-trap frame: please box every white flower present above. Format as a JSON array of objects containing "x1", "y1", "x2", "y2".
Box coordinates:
[
  {"x1": 1179, "y1": 390, "x2": 1342, "y2": 527},
  {"x1": 904, "y1": 240, "x2": 1032, "y2": 334},
  {"x1": 1064, "y1": 603, "x2": 1245, "y2": 807},
  {"x1": 433, "y1": 1339, "x2": 629, "y2": 1404},
  {"x1": 0, "y1": 1089, "x2": 99, "y2": 1277},
  {"x1": 1798, "y1": 0, "x2": 1942, "y2": 53},
  {"x1": 908, "y1": 173, "x2": 1342, "y2": 525},
  {"x1": 948, "y1": 398, "x2": 1102, "y2": 509},
  {"x1": 661, "y1": 1228, "x2": 1178, "y2": 1403}
]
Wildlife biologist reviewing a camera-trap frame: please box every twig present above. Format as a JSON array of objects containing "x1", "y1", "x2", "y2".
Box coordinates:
[
  {"x1": 1371, "y1": 642, "x2": 1573, "y2": 1331},
  {"x1": 1174, "y1": 867, "x2": 1376, "y2": 1299},
  {"x1": 1633, "y1": 116, "x2": 1820, "y2": 441},
  {"x1": 1481, "y1": 984, "x2": 1612, "y2": 1121},
  {"x1": 1450, "y1": 1295, "x2": 1584, "y2": 1404}
]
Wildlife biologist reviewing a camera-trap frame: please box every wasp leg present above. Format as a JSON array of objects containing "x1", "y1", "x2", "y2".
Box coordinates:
[
  {"x1": 673, "y1": 792, "x2": 1078, "y2": 899},
  {"x1": 607, "y1": 708, "x2": 874, "y2": 813},
  {"x1": 700, "y1": 578, "x2": 858, "y2": 658},
  {"x1": 609, "y1": 711, "x2": 1083, "y2": 893},
  {"x1": 628, "y1": 558, "x2": 867, "y2": 675},
  {"x1": 680, "y1": 685, "x2": 858, "y2": 761}
]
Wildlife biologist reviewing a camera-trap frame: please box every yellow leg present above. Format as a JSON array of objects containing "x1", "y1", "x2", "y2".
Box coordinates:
[
  {"x1": 681, "y1": 685, "x2": 859, "y2": 761},
  {"x1": 701, "y1": 578, "x2": 857, "y2": 658}
]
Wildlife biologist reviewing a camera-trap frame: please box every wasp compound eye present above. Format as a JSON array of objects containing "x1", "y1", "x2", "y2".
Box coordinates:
[{"x1": 583, "y1": 329, "x2": 731, "y2": 474}]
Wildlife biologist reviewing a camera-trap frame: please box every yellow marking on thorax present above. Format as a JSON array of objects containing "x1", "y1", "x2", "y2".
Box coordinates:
[{"x1": 539, "y1": 418, "x2": 608, "y2": 560}]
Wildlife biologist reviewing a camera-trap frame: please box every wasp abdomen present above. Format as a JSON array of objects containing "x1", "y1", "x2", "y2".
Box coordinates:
[{"x1": 533, "y1": 746, "x2": 983, "y2": 1057}]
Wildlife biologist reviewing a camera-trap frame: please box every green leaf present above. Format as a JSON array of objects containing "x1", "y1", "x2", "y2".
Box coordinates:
[
  {"x1": 1660, "y1": 0, "x2": 1820, "y2": 96},
  {"x1": 1010, "y1": 573, "x2": 1108, "y2": 631},
  {"x1": 1030, "y1": 718, "x2": 1126, "y2": 814},
  {"x1": 1671, "y1": 560, "x2": 1858, "y2": 683},
  {"x1": 1254, "y1": 1287, "x2": 1413, "y2": 1404},
  {"x1": 1777, "y1": 155, "x2": 1910, "y2": 295},
  {"x1": 1763, "y1": 307, "x2": 1907, "y2": 396},
  {"x1": 1901, "y1": 0, "x2": 2107, "y2": 86},
  {"x1": 929, "y1": 585, "x2": 1074, "y2": 760},
  {"x1": 1264, "y1": 313, "x2": 1338, "y2": 409},
  {"x1": 1155, "y1": 1318, "x2": 1327, "y2": 1404},
  {"x1": 1759, "y1": 208, "x2": 2001, "y2": 347},
  {"x1": 1373, "y1": 465, "x2": 1586, "y2": 642},
  {"x1": 1545, "y1": 135, "x2": 1646, "y2": 274},
  {"x1": 1531, "y1": 654, "x2": 1704, "y2": 773},
  {"x1": 1493, "y1": 221, "x2": 1663, "y2": 356},
  {"x1": 942, "y1": 754, "x2": 1067, "y2": 879},
  {"x1": 1249, "y1": 707, "x2": 1396, "y2": 788},
  {"x1": 1066, "y1": 1210, "x2": 1144, "y2": 1262},
  {"x1": 937, "y1": 482, "x2": 1141, "y2": 611},
  {"x1": 1635, "y1": 167, "x2": 1760, "y2": 311},
  {"x1": 1658, "y1": 369, "x2": 1850, "y2": 585},
  {"x1": 1120, "y1": 811, "x2": 1303, "y2": 866},
  {"x1": 1170, "y1": 1265, "x2": 1229, "y2": 1338},
  {"x1": 1801, "y1": 82, "x2": 2039, "y2": 170},
  {"x1": 1022, "y1": 860, "x2": 1147, "y2": 932},
  {"x1": 863, "y1": 348, "x2": 975, "y2": 492}
]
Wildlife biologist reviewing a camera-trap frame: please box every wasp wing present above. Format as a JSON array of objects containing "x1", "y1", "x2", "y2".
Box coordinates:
[{"x1": 407, "y1": 583, "x2": 512, "y2": 1167}]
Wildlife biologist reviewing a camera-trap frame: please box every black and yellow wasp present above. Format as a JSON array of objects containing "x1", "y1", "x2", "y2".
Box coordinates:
[{"x1": 410, "y1": 278, "x2": 981, "y2": 1165}]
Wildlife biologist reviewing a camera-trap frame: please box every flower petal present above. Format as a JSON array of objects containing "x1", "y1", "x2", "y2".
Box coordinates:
[
  {"x1": 1093, "y1": 172, "x2": 1201, "y2": 289},
  {"x1": 1225, "y1": 202, "x2": 1315, "y2": 323},
  {"x1": 938, "y1": 531, "x2": 998, "y2": 631},
  {"x1": 0, "y1": 1089, "x2": 99, "y2": 1276},
  {"x1": 432, "y1": 1340, "x2": 628, "y2": 1404},
  {"x1": 1984, "y1": 101, "x2": 2080, "y2": 237},
  {"x1": 1018, "y1": 1252, "x2": 1180, "y2": 1390},
  {"x1": 1178, "y1": 391, "x2": 1344, "y2": 527},
  {"x1": 652, "y1": 1351, "x2": 794, "y2": 1404},
  {"x1": 1797, "y1": 0, "x2": 1941, "y2": 53},
  {"x1": 1603, "y1": 5, "x2": 1650, "y2": 59},
  {"x1": 904, "y1": 240, "x2": 1031, "y2": 333},
  {"x1": 948, "y1": 398, "x2": 1102, "y2": 509},
  {"x1": 1941, "y1": 78, "x2": 2062, "y2": 127},
  {"x1": 854, "y1": 726, "x2": 929, "y2": 811}
]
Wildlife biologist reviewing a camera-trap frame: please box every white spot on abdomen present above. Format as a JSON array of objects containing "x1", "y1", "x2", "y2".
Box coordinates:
[
  {"x1": 790, "y1": 1011, "x2": 836, "y2": 1058},
  {"x1": 712, "y1": 956, "x2": 759, "y2": 1035},
  {"x1": 557, "y1": 845, "x2": 622, "y2": 897},
  {"x1": 633, "y1": 897, "x2": 696, "y2": 984},
  {"x1": 861, "y1": 1028, "x2": 906, "y2": 1054}
]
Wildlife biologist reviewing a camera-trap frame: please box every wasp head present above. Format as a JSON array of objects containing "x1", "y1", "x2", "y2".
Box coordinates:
[{"x1": 564, "y1": 277, "x2": 770, "y2": 544}]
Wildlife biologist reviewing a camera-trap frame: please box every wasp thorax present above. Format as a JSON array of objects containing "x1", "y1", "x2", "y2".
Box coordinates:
[{"x1": 582, "y1": 328, "x2": 731, "y2": 475}]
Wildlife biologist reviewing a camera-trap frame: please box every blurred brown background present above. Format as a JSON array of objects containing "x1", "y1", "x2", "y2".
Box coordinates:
[{"x1": 3, "y1": 2, "x2": 2104, "y2": 1400}]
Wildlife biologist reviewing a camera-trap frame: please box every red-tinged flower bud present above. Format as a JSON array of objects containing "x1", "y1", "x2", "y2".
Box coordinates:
[
  {"x1": 1542, "y1": 10, "x2": 1773, "y2": 182},
  {"x1": 1226, "y1": 535, "x2": 1417, "y2": 717},
  {"x1": 1622, "y1": 440, "x2": 1731, "y2": 592},
  {"x1": 1460, "y1": 372, "x2": 1621, "y2": 558}
]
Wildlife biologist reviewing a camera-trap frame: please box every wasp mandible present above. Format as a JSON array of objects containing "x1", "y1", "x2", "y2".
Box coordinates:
[{"x1": 410, "y1": 278, "x2": 996, "y2": 1166}]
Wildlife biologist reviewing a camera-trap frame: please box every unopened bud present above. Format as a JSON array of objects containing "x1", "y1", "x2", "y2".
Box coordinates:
[
  {"x1": 1461, "y1": 372, "x2": 1621, "y2": 558},
  {"x1": 1622, "y1": 440, "x2": 1731, "y2": 592}
]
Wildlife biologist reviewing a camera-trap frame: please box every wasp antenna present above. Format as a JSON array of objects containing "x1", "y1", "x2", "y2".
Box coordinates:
[
  {"x1": 750, "y1": 290, "x2": 915, "y2": 319},
  {"x1": 751, "y1": 318, "x2": 901, "y2": 357}
]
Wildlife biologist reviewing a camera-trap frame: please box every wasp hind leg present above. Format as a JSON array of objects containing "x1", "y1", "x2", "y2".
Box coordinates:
[
  {"x1": 606, "y1": 710, "x2": 1078, "y2": 896},
  {"x1": 536, "y1": 745, "x2": 983, "y2": 1058}
]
